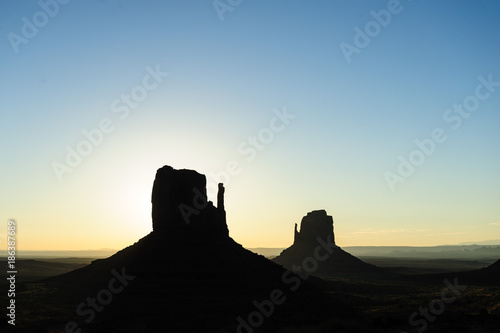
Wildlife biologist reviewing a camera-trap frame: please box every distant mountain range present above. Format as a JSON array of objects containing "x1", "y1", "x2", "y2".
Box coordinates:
[
  {"x1": 16, "y1": 249, "x2": 118, "y2": 258},
  {"x1": 458, "y1": 239, "x2": 500, "y2": 245},
  {"x1": 249, "y1": 243, "x2": 500, "y2": 260},
  {"x1": 343, "y1": 244, "x2": 500, "y2": 259}
]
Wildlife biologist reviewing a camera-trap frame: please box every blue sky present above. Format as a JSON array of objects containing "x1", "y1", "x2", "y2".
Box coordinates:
[{"x1": 1, "y1": 0, "x2": 499, "y2": 250}]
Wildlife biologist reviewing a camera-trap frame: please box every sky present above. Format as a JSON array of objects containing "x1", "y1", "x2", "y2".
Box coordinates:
[{"x1": 1, "y1": 0, "x2": 499, "y2": 251}]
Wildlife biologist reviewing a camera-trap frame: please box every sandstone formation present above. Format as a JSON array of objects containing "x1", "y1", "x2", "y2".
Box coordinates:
[
  {"x1": 151, "y1": 165, "x2": 228, "y2": 238},
  {"x1": 293, "y1": 210, "x2": 336, "y2": 247},
  {"x1": 39, "y1": 165, "x2": 327, "y2": 332},
  {"x1": 273, "y1": 210, "x2": 385, "y2": 278}
]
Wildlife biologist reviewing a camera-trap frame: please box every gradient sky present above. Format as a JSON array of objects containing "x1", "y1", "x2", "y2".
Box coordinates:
[{"x1": 1, "y1": 0, "x2": 499, "y2": 251}]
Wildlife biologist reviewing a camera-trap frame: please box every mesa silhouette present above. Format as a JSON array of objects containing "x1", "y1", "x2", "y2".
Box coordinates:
[
  {"x1": 21, "y1": 166, "x2": 343, "y2": 333},
  {"x1": 273, "y1": 210, "x2": 389, "y2": 278}
]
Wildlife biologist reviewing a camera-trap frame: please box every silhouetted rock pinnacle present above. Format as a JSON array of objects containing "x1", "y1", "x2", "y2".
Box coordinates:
[
  {"x1": 151, "y1": 165, "x2": 228, "y2": 238},
  {"x1": 274, "y1": 210, "x2": 387, "y2": 278},
  {"x1": 294, "y1": 209, "x2": 336, "y2": 247},
  {"x1": 36, "y1": 165, "x2": 332, "y2": 332}
]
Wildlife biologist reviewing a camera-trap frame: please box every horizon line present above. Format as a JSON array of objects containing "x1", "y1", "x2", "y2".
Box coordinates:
[{"x1": 12, "y1": 240, "x2": 500, "y2": 253}]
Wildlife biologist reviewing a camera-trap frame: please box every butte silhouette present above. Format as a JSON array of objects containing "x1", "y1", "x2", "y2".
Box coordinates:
[
  {"x1": 273, "y1": 210, "x2": 387, "y2": 278},
  {"x1": 36, "y1": 166, "x2": 334, "y2": 333}
]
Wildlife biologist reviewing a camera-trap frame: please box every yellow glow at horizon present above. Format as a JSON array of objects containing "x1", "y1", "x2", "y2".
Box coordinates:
[{"x1": 6, "y1": 142, "x2": 498, "y2": 251}]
